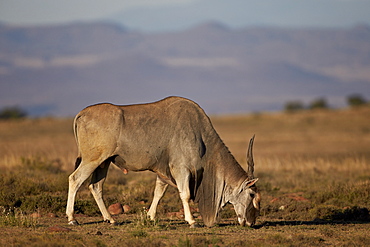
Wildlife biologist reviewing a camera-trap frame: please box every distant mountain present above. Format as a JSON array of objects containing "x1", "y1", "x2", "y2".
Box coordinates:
[{"x1": 0, "y1": 22, "x2": 369, "y2": 116}]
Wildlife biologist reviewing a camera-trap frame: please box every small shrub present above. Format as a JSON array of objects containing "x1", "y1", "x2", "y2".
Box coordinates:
[
  {"x1": 135, "y1": 207, "x2": 158, "y2": 228},
  {"x1": 0, "y1": 208, "x2": 38, "y2": 228},
  {"x1": 0, "y1": 106, "x2": 27, "y2": 119},
  {"x1": 309, "y1": 97, "x2": 328, "y2": 110},
  {"x1": 284, "y1": 101, "x2": 305, "y2": 112},
  {"x1": 347, "y1": 94, "x2": 367, "y2": 107}
]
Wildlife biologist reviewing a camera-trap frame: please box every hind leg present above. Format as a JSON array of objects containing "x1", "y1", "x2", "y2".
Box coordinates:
[
  {"x1": 89, "y1": 160, "x2": 116, "y2": 224},
  {"x1": 147, "y1": 175, "x2": 169, "y2": 220},
  {"x1": 66, "y1": 159, "x2": 102, "y2": 225}
]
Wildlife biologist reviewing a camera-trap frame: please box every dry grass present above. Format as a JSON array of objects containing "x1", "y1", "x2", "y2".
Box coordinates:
[
  {"x1": 0, "y1": 107, "x2": 370, "y2": 246},
  {"x1": 0, "y1": 117, "x2": 76, "y2": 171},
  {"x1": 212, "y1": 107, "x2": 370, "y2": 159}
]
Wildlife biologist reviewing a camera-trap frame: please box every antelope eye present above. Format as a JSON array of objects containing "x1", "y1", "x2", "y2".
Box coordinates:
[{"x1": 250, "y1": 193, "x2": 255, "y2": 198}]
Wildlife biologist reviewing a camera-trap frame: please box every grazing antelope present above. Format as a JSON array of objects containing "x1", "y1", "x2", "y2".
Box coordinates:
[{"x1": 66, "y1": 96, "x2": 260, "y2": 227}]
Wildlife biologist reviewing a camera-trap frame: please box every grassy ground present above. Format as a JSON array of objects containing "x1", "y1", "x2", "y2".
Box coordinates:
[{"x1": 0, "y1": 107, "x2": 369, "y2": 246}]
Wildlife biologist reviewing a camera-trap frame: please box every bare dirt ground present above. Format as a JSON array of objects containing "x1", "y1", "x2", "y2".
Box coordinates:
[{"x1": 1, "y1": 214, "x2": 369, "y2": 246}]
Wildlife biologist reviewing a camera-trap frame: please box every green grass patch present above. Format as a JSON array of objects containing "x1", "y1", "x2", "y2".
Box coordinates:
[{"x1": 0, "y1": 208, "x2": 38, "y2": 228}]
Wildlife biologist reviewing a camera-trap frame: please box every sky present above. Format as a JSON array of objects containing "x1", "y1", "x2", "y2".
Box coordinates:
[{"x1": 1, "y1": 0, "x2": 370, "y2": 32}]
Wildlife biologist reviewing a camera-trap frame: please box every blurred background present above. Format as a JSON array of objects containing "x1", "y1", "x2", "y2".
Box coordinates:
[{"x1": 0, "y1": 0, "x2": 370, "y2": 117}]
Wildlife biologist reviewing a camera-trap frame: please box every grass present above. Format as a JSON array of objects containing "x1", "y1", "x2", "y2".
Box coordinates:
[
  {"x1": 0, "y1": 107, "x2": 370, "y2": 246},
  {"x1": 0, "y1": 207, "x2": 38, "y2": 228}
]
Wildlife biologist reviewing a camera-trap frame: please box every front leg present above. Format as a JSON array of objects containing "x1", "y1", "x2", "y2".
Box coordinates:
[
  {"x1": 147, "y1": 176, "x2": 168, "y2": 220},
  {"x1": 174, "y1": 172, "x2": 198, "y2": 227}
]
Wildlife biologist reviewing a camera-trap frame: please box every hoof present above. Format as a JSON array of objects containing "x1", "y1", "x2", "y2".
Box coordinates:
[
  {"x1": 68, "y1": 220, "x2": 79, "y2": 226},
  {"x1": 104, "y1": 219, "x2": 118, "y2": 226},
  {"x1": 190, "y1": 223, "x2": 200, "y2": 228},
  {"x1": 110, "y1": 221, "x2": 119, "y2": 226}
]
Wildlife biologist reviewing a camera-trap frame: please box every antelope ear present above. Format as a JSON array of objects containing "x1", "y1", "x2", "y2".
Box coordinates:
[
  {"x1": 253, "y1": 191, "x2": 261, "y2": 210},
  {"x1": 239, "y1": 178, "x2": 259, "y2": 193}
]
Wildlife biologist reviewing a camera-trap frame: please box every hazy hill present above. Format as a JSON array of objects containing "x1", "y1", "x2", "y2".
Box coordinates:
[{"x1": 0, "y1": 21, "x2": 369, "y2": 116}]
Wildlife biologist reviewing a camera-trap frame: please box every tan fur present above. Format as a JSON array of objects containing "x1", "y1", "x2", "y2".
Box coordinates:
[{"x1": 66, "y1": 96, "x2": 260, "y2": 227}]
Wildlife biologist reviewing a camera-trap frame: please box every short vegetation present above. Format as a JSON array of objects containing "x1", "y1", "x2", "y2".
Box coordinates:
[
  {"x1": 0, "y1": 106, "x2": 27, "y2": 120},
  {"x1": 0, "y1": 107, "x2": 369, "y2": 246},
  {"x1": 284, "y1": 94, "x2": 368, "y2": 112},
  {"x1": 347, "y1": 94, "x2": 368, "y2": 107}
]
